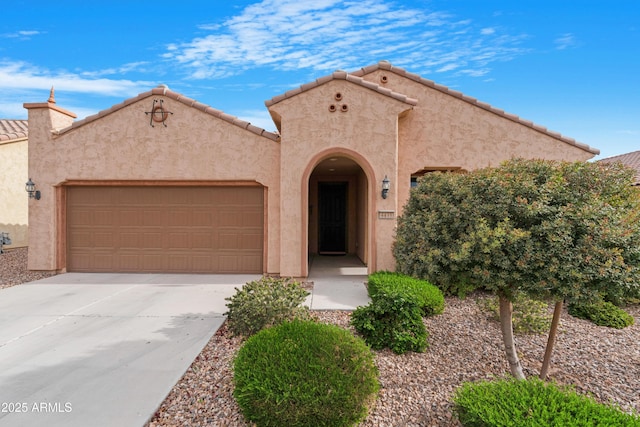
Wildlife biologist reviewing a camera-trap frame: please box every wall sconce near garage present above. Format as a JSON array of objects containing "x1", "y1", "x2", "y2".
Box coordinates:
[
  {"x1": 381, "y1": 175, "x2": 390, "y2": 199},
  {"x1": 25, "y1": 178, "x2": 41, "y2": 200}
]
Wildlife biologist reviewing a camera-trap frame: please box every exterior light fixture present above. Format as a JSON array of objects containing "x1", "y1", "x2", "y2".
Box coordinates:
[
  {"x1": 25, "y1": 178, "x2": 41, "y2": 200},
  {"x1": 381, "y1": 175, "x2": 390, "y2": 199}
]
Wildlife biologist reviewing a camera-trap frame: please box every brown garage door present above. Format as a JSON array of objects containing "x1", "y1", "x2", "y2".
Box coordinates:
[{"x1": 67, "y1": 186, "x2": 263, "y2": 273}]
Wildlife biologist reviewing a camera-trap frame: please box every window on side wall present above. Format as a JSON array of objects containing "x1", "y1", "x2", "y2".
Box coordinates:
[{"x1": 411, "y1": 166, "x2": 466, "y2": 187}]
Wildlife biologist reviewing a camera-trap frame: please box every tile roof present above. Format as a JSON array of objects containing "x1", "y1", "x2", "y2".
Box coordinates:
[
  {"x1": 264, "y1": 70, "x2": 418, "y2": 107},
  {"x1": 598, "y1": 150, "x2": 640, "y2": 185},
  {"x1": 350, "y1": 61, "x2": 600, "y2": 155},
  {"x1": 56, "y1": 85, "x2": 280, "y2": 141},
  {"x1": 0, "y1": 119, "x2": 28, "y2": 142}
]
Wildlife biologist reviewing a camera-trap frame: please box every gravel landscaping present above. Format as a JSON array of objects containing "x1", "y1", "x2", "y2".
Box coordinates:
[
  {"x1": 0, "y1": 247, "x2": 55, "y2": 289},
  {"x1": 148, "y1": 296, "x2": 639, "y2": 426},
  {"x1": 2, "y1": 248, "x2": 638, "y2": 426}
]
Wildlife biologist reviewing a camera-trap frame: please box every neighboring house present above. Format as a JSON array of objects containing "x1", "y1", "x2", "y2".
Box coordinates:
[
  {"x1": 24, "y1": 61, "x2": 598, "y2": 276},
  {"x1": 0, "y1": 119, "x2": 29, "y2": 248},
  {"x1": 598, "y1": 150, "x2": 640, "y2": 185}
]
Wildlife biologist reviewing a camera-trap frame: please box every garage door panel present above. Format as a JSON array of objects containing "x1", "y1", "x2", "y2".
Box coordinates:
[
  {"x1": 169, "y1": 232, "x2": 189, "y2": 249},
  {"x1": 192, "y1": 210, "x2": 214, "y2": 226},
  {"x1": 219, "y1": 233, "x2": 239, "y2": 250},
  {"x1": 67, "y1": 186, "x2": 263, "y2": 273},
  {"x1": 93, "y1": 232, "x2": 115, "y2": 248},
  {"x1": 242, "y1": 233, "x2": 263, "y2": 250},
  {"x1": 192, "y1": 233, "x2": 214, "y2": 249},
  {"x1": 242, "y1": 211, "x2": 263, "y2": 226},
  {"x1": 218, "y1": 255, "x2": 238, "y2": 272},
  {"x1": 69, "y1": 231, "x2": 93, "y2": 248},
  {"x1": 119, "y1": 254, "x2": 141, "y2": 271},
  {"x1": 142, "y1": 210, "x2": 165, "y2": 226},
  {"x1": 242, "y1": 256, "x2": 262, "y2": 272},
  {"x1": 140, "y1": 254, "x2": 164, "y2": 270},
  {"x1": 119, "y1": 232, "x2": 139, "y2": 248},
  {"x1": 118, "y1": 210, "x2": 137, "y2": 226}
]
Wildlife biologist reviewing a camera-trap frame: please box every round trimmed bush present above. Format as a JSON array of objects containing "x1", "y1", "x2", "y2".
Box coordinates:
[
  {"x1": 233, "y1": 319, "x2": 379, "y2": 427},
  {"x1": 351, "y1": 290, "x2": 428, "y2": 354},
  {"x1": 224, "y1": 277, "x2": 311, "y2": 337},
  {"x1": 367, "y1": 271, "x2": 445, "y2": 316}
]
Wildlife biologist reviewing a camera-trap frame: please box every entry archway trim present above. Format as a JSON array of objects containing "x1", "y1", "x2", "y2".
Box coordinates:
[{"x1": 300, "y1": 147, "x2": 377, "y2": 277}]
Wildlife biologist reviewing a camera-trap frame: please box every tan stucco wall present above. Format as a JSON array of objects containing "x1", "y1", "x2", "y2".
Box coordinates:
[
  {"x1": 26, "y1": 96, "x2": 281, "y2": 272},
  {"x1": 0, "y1": 138, "x2": 29, "y2": 248},
  {"x1": 25, "y1": 66, "x2": 598, "y2": 277},
  {"x1": 359, "y1": 70, "x2": 595, "y2": 215},
  {"x1": 268, "y1": 79, "x2": 413, "y2": 276},
  {"x1": 363, "y1": 70, "x2": 594, "y2": 217}
]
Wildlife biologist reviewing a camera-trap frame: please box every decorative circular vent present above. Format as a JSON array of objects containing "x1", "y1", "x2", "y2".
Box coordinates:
[
  {"x1": 380, "y1": 75, "x2": 389, "y2": 84},
  {"x1": 334, "y1": 92, "x2": 343, "y2": 101},
  {"x1": 340, "y1": 104, "x2": 349, "y2": 112},
  {"x1": 328, "y1": 104, "x2": 337, "y2": 112}
]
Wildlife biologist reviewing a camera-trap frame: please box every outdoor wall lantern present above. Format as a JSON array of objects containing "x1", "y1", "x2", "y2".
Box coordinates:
[
  {"x1": 25, "y1": 178, "x2": 41, "y2": 200},
  {"x1": 381, "y1": 175, "x2": 390, "y2": 199}
]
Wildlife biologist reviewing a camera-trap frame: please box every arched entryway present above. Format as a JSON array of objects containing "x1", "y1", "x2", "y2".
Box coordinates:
[{"x1": 306, "y1": 154, "x2": 370, "y2": 273}]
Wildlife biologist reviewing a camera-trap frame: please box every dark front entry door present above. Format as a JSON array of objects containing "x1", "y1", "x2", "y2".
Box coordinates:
[{"x1": 318, "y1": 182, "x2": 347, "y2": 254}]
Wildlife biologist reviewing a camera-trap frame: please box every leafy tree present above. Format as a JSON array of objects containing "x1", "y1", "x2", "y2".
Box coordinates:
[{"x1": 394, "y1": 158, "x2": 640, "y2": 379}]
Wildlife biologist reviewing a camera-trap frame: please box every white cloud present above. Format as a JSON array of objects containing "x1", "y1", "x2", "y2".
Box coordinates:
[
  {"x1": 0, "y1": 61, "x2": 157, "y2": 119},
  {"x1": 79, "y1": 61, "x2": 152, "y2": 78},
  {"x1": 0, "y1": 102, "x2": 29, "y2": 118},
  {"x1": 2, "y1": 30, "x2": 43, "y2": 40},
  {"x1": 163, "y1": 0, "x2": 528, "y2": 80},
  {"x1": 0, "y1": 61, "x2": 154, "y2": 96},
  {"x1": 554, "y1": 33, "x2": 577, "y2": 50},
  {"x1": 233, "y1": 109, "x2": 278, "y2": 131}
]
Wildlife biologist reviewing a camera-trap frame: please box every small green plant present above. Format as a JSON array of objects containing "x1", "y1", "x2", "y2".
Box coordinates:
[
  {"x1": 367, "y1": 271, "x2": 445, "y2": 316},
  {"x1": 224, "y1": 277, "x2": 311, "y2": 337},
  {"x1": 568, "y1": 300, "x2": 635, "y2": 329},
  {"x1": 478, "y1": 292, "x2": 552, "y2": 334},
  {"x1": 233, "y1": 319, "x2": 379, "y2": 427},
  {"x1": 351, "y1": 289, "x2": 427, "y2": 354},
  {"x1": 453, "y1": 377, "x2": 640, "y2": 426}
]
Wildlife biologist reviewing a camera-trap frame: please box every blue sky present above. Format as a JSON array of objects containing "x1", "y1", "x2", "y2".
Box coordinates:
[{"x1": 1, "y1": 0, "x2": 638, "y2": 159}]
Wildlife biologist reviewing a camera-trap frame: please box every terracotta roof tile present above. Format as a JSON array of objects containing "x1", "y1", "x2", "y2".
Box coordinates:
[
  {"x1": 57, "y1": 86, "x2": 280, "y2": 142},
  {"x1": 351, "y1": 61, "x2": 600, "y2": 155},
  {"x1": 265, "y1": 70, "x2": 418, "y2": 108},
  {"x1": 0, "y1": 119, "x2": 28, "y2": 142},
  {"x1": 598, "y1": 150, "x2": 640, "y2": 185}
]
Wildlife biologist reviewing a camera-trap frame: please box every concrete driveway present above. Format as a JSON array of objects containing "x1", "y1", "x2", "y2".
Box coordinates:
[{"x1": 0, "y1": 273, "x2": 260, "y2": 427}]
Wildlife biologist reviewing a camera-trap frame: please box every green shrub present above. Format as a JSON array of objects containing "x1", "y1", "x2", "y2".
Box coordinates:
[
  {"x1": 568, "y1": 300, "x2": 635, "y2": 329},
  {"x1": 233, "y1": 320, "x2": 379, "y2": 427},
  {"x1": 478, "y1": 292, "x2": 552, "y2": 334},
  {"x1": 224, "y1": 277, "x2": 311, "y2": 337},
  {"x1": 351, "y1": 289, "x2": 428, "y2": 354},
  {"x1": 367, "y1": 271, "x2": 445, "y2": 316},
  {"x1": 453, "y1": 377, "x2": 640, "y2": 426}
]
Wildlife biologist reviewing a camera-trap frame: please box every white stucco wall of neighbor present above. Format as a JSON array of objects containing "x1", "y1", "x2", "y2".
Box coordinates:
[{"x1": 25, "y1": 62, "x2": 598, "y2": 276}]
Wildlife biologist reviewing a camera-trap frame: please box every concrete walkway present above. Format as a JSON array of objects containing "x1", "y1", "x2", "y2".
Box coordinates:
[
  {"x1": 305, "y1": 254, "x2": 371, "y2": 310},
  {"x1": 0, "y1": 258, "x2": 370, "y2": 427}
]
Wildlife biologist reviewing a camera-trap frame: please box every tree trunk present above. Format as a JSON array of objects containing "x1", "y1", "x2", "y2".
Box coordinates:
[
  {"x1": 540, "y1": 300, "x2": 563, "y2": 380},
  {"x1": 499, "y1": 295, "x2": 526, "y2": 380}
]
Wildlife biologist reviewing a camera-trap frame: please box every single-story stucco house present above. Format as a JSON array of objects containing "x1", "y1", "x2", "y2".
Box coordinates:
[
  {"x1": 599, "y1": 150, "x2": 640, "y2": 186},
  {"x1": 24, "y1": 61, "x2": 599, "y2": 277},
  {"x1": 0, "y1": 119, "x2": 29, "y2": 249}
]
